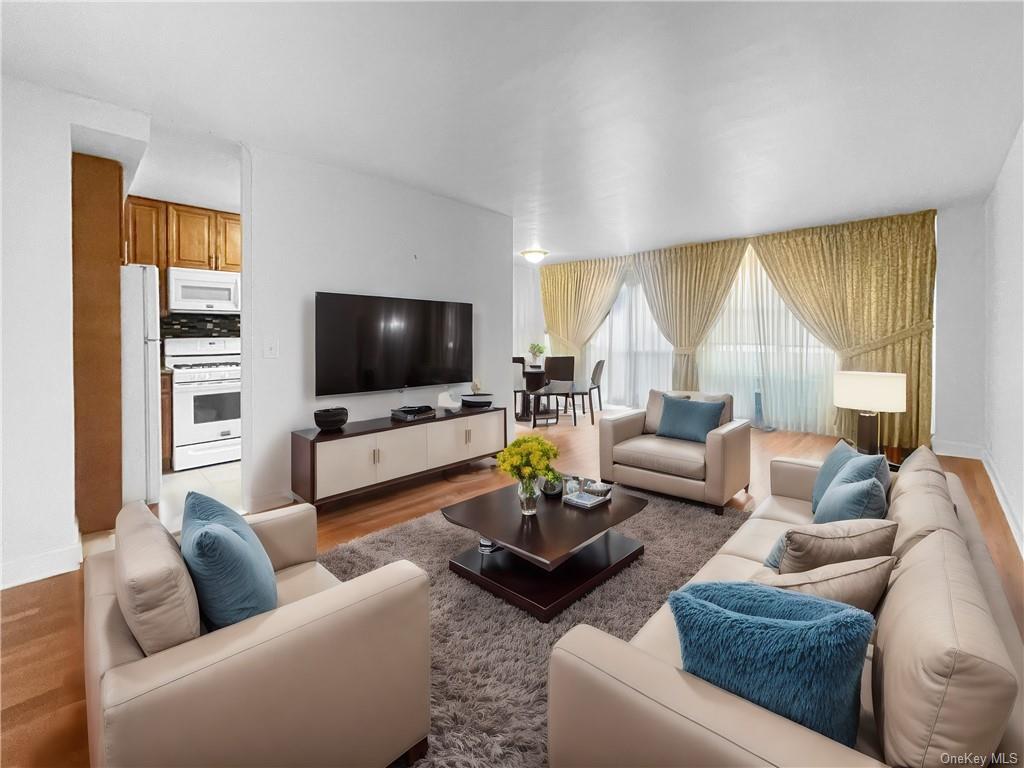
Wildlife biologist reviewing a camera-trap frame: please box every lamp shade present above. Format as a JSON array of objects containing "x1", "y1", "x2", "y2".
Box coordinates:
[{"x1": 833, "y1": 371, "x2": 907, "y2": 413}]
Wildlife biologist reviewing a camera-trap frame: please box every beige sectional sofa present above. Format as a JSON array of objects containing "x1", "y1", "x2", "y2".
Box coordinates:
[
  {"x1": 549, "y1": 454, "x2": 1022, "y2": 768},
  {"x1": 600, "y1": 390, "x2": 751, "y2": 514},
  {"x1": 85, "y1": 502, "x2": 430, "y2": 768}
]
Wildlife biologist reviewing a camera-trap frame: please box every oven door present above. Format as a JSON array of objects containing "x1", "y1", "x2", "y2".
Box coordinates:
[
  {"x1": 167, "y1": 267, "x2": 241, "y2": 314},
  {"x1": 172, "y1": 379, "x2": 242, "y2": 446}
]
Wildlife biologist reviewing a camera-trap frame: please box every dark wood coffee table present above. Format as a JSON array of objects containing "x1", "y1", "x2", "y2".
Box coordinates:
[{"x1": 441, "y1": 483, "x2": 648, "y2": 621}]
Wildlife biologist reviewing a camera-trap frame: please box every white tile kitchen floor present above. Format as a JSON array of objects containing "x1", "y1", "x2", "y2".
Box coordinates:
[
  {"x1": 81, "y1": 460, "x2": 245, "y2": 557},
  {"x1": 159, "y1": 460, "x2": 244, "y2": 532}
]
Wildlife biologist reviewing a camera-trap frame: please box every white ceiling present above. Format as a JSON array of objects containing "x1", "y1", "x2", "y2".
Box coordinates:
[{"x1": 3, "y1": 2, "x2": 1021, "y2": 261}]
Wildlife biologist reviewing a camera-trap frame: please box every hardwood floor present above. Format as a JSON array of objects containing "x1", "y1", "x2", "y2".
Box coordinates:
[{"x1": 2, "y1": 415, "x2": 1021, "y2": 767}]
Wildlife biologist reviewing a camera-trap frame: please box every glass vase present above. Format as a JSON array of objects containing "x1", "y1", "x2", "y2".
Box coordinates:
[{"x1": 518, "y1": 477, "x2": 539, "y2": 515}]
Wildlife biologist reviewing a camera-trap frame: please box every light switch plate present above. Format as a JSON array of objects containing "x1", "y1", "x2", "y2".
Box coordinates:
[{"x1": 262, "y1": 335, "x2": 279, "y2": 359}]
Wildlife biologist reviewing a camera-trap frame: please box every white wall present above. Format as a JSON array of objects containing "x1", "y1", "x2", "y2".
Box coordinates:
[
  {"x1": 934, "y1": 199, "x2": 988, "y2": 456},
  {"x1": 129, "y1": 125, "x2": 241, "y2": 212},
  {"x1": 1, "y1": 78, "x2": 150, "y2": 587},
  {"x1": 240, "y1": 147, "x2": 513, "y2": 511},
  {"x1": 983, "y1": 122, "x2": 1023, "y2": 547},
  {"x1": 512, "y1": 259, "x2": 546, "y2": 359}
]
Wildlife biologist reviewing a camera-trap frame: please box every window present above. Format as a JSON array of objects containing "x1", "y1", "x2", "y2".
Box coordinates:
[
  {"x1": 585, "y1": 274, "x2": 674, "y2": 408},
  {"x1": 698, "y1": 247, "x2": 837, "y2": 434}
]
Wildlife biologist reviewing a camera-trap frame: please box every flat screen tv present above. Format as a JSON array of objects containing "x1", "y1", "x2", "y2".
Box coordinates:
[{"x1": 315, "y1": 291, "x2": 473, "y2": 396}]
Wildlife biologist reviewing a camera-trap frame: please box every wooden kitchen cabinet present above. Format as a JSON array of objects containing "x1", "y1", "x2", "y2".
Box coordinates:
[
  {"x1": 168, "y1": 203, "x2": 217, "y2": 270},
  {"x1": 125, "y1": 197, "x2": 166, "y2": 268},
  {"x1": 161, "y1": 371, "x2": 173, "y2": 473},
  {"x1": 216, "y1": 212, "x2": 242, "y2": 272},
  {"x1": 125, "y1": 196, "x2": 169, "y2": 315}
]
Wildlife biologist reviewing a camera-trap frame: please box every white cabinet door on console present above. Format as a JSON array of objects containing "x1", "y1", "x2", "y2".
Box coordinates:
[
  {"x1": 467, "y1": 410, "x2": 505, "y2": 455},
  {"x1": 376, "y1": 424, "x2": 428, "y2": 482},
  {"x1": 316, "y1": 433, "x2": 377, "y2": 499},
  {"x1": 426, "y1": 419, "x2": 470, "y2": 468}
]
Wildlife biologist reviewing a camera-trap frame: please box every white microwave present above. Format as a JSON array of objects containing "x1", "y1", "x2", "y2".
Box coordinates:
[{"x1": 167, "y1": 267, "x2": 241, "y2": 314}]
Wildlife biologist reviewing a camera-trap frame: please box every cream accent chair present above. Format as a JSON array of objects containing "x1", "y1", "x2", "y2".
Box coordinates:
[
  {"x1": 84, "y1": 502, "x2": 430, "y2": 768},
  {"x1": 600, "y1": 390, "x2": 751, "y2": 513},
  {"x1": 548, "y1": 458, "x2": 1022, "y2": 768}
]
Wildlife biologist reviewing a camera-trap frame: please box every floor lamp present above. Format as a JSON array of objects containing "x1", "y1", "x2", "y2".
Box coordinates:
[{"x1": 833, "y1": 371, "x2": 907, "y2": 455}]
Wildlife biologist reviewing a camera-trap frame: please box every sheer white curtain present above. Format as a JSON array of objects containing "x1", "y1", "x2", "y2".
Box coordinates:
[
  {"x1": 585, "y1": 273, "x2": 674, "y2": 407},
  {"x1": 698, "y1": 247, "x2": 838, "y2": 433},
  {"x1": 513, "y1": 261, "x2": 547, "y2": 357}
]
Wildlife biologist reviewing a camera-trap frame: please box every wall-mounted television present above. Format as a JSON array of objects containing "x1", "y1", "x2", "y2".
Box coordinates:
[{"x1": 315, "y1": 291, "x2": 473, "y2": 396}]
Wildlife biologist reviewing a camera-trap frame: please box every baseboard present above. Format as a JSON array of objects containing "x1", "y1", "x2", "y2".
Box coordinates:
[
  {"x1": 982, "y1": 450, "x2": 1023, "y2": 552},
  {"x1": 1, "y1": 542, "x2": 83, "y2": 589},
  {"x1": 931, "y1": 438, "x2": 986, "y2": 459}
]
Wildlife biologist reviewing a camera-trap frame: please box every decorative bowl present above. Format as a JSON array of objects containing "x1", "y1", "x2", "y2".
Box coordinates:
[
  {"x1": 314, "y1": 407, "x2": 349, "y2": 431},
  {"x1": 585, "y1": 480, "x2": 613, "y2": 498},
  {"x1": 541, "y1": 476, "x2": 563, "y2": 497},
  {"x1": 461, "y1": 393, "x2": 493, "y2": 409}
]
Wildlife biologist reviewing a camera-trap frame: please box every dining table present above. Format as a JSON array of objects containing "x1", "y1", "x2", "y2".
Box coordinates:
[{"x1": 517, "y1": 366, "x2": 549, "y2": 421}]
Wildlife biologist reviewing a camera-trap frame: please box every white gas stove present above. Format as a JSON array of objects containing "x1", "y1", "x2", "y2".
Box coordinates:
[{"x1": 164, "y1": 337, "x2": 242, "y2": 471}]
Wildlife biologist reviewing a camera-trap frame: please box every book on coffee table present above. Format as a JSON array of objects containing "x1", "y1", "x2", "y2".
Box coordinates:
[{"x1": 563, "y1": 491, "x2": 611, "y2": 510}]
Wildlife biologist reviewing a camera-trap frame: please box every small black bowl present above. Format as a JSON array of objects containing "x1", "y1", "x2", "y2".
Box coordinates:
[
  {"x1": 461, "y1": 393, "x2": 493, "y2": 409},
  {"x1": 314, "y1": 407, "x2": 349, "y2": 431}
]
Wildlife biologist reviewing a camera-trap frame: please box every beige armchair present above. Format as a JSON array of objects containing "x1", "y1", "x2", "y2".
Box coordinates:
[
  {"x1": 599, "y1": 390, "x2": 750, "y2": 513},
  {"x1": 84, "y1": 503, "x2": 430, "y2": 768}
]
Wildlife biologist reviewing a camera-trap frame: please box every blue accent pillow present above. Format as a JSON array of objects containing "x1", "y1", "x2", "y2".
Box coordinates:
[
  {"x1": 764, "y1": 534, "x2": 786, "y2": 570},
  {"x1": 656, "y1": 396, "x2": 725, "y2": 443},
  {"x1": 812, "y1": 441, "x2": 858, "y2": 513},
  {"x1": 839, "y1": 453, "x2": 891, "y2": 494},
  {"x1": 668, "y1": 581, "x2": 874, "y2": 746},
  {"x1": 813, "y1": 444, "x2": 892, "y2": 513},
  {"x1": 814, "y1": 478, "x2": 887, "y2": 524},
  {"x1": 180, "y1": 492, "x2": 277, "y2": 630}
]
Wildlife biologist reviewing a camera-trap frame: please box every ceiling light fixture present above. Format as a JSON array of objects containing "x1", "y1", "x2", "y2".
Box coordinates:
[{"x1": 521, "y1": 248, "x2": 549, "y2": 264}]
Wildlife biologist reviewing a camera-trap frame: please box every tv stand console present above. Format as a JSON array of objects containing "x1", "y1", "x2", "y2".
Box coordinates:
[{"x1": 291, "y1": 407, "x2": 507, "y2": 509}]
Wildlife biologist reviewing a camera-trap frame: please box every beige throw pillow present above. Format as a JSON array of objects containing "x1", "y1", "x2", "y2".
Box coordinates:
[
  {"x1": 754, "y1": 556, "x2": 896, "y2": 612},
  {"x1": 115, "y1": 502, "x2": 201, "y2": 655},
  {"x1": 776, "y1": 518, "x2": 898, "y2": 574}
]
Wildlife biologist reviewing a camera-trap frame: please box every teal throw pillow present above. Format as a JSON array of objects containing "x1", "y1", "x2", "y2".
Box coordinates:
[
  {"x1": 668, "y1": 581, "x2": 874, "y2": 746},
  {"x1": 657, "y1": 396, "x2": 725, "y2": 444},
  {"x1": 812, "y1": 441, "x2": 858, "y2": 513},
  {"x1": 180, "y1": 492, "x2": 277, "y2": 630},
  {"x1": 814, "y1": 478, "x2": 887, "y2": 524},
  {"x1": 764, "y1": 534, "x2": 786, "y2": 570}
]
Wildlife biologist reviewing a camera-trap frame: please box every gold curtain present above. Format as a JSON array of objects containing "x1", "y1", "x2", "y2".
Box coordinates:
[
  {"x1": 633, "y1": 237, "x2": 748, "y2": 390},
  {"x1": 753, "y1": 210, "x2": 936, "y2": 450},
  {"x1": 539, "y1": 255, "x2": 632, "y2": 368}
]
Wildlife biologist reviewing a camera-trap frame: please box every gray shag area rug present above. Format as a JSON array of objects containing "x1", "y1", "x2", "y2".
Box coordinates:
[{"x1": 318, "y1": 491, "x2": 746, "y2": 768}]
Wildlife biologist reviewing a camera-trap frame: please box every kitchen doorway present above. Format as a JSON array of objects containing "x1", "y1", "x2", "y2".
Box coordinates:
[{"x1": 121, "y1": 126, "x2": 244, "y2": 533}]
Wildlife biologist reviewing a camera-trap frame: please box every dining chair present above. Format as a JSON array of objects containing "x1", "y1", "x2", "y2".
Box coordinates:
[
  {"x1": 565, "y1": 359, "x2": 606, "y2": 425},
  {"x1": 543, "y1": 356, "x2": 575, "y2": 382},
  {"x1": 532, "y1": 380, "x2": 574, "y2": 428}
]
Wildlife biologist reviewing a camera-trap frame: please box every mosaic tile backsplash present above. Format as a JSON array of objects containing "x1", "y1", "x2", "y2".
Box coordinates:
[{"x1": 161, "y1": 313, "x2": 241, "y2": 339}]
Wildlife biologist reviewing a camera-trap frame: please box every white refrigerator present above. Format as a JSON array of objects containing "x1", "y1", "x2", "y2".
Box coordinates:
[{"x1": 121, "y1": 264, "x2": 162, "y2": 504}]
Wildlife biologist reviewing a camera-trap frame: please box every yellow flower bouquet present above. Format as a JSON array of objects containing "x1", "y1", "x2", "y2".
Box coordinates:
[{"x1": 496, "y1": 435, "x2": 560, "y2": 515}]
